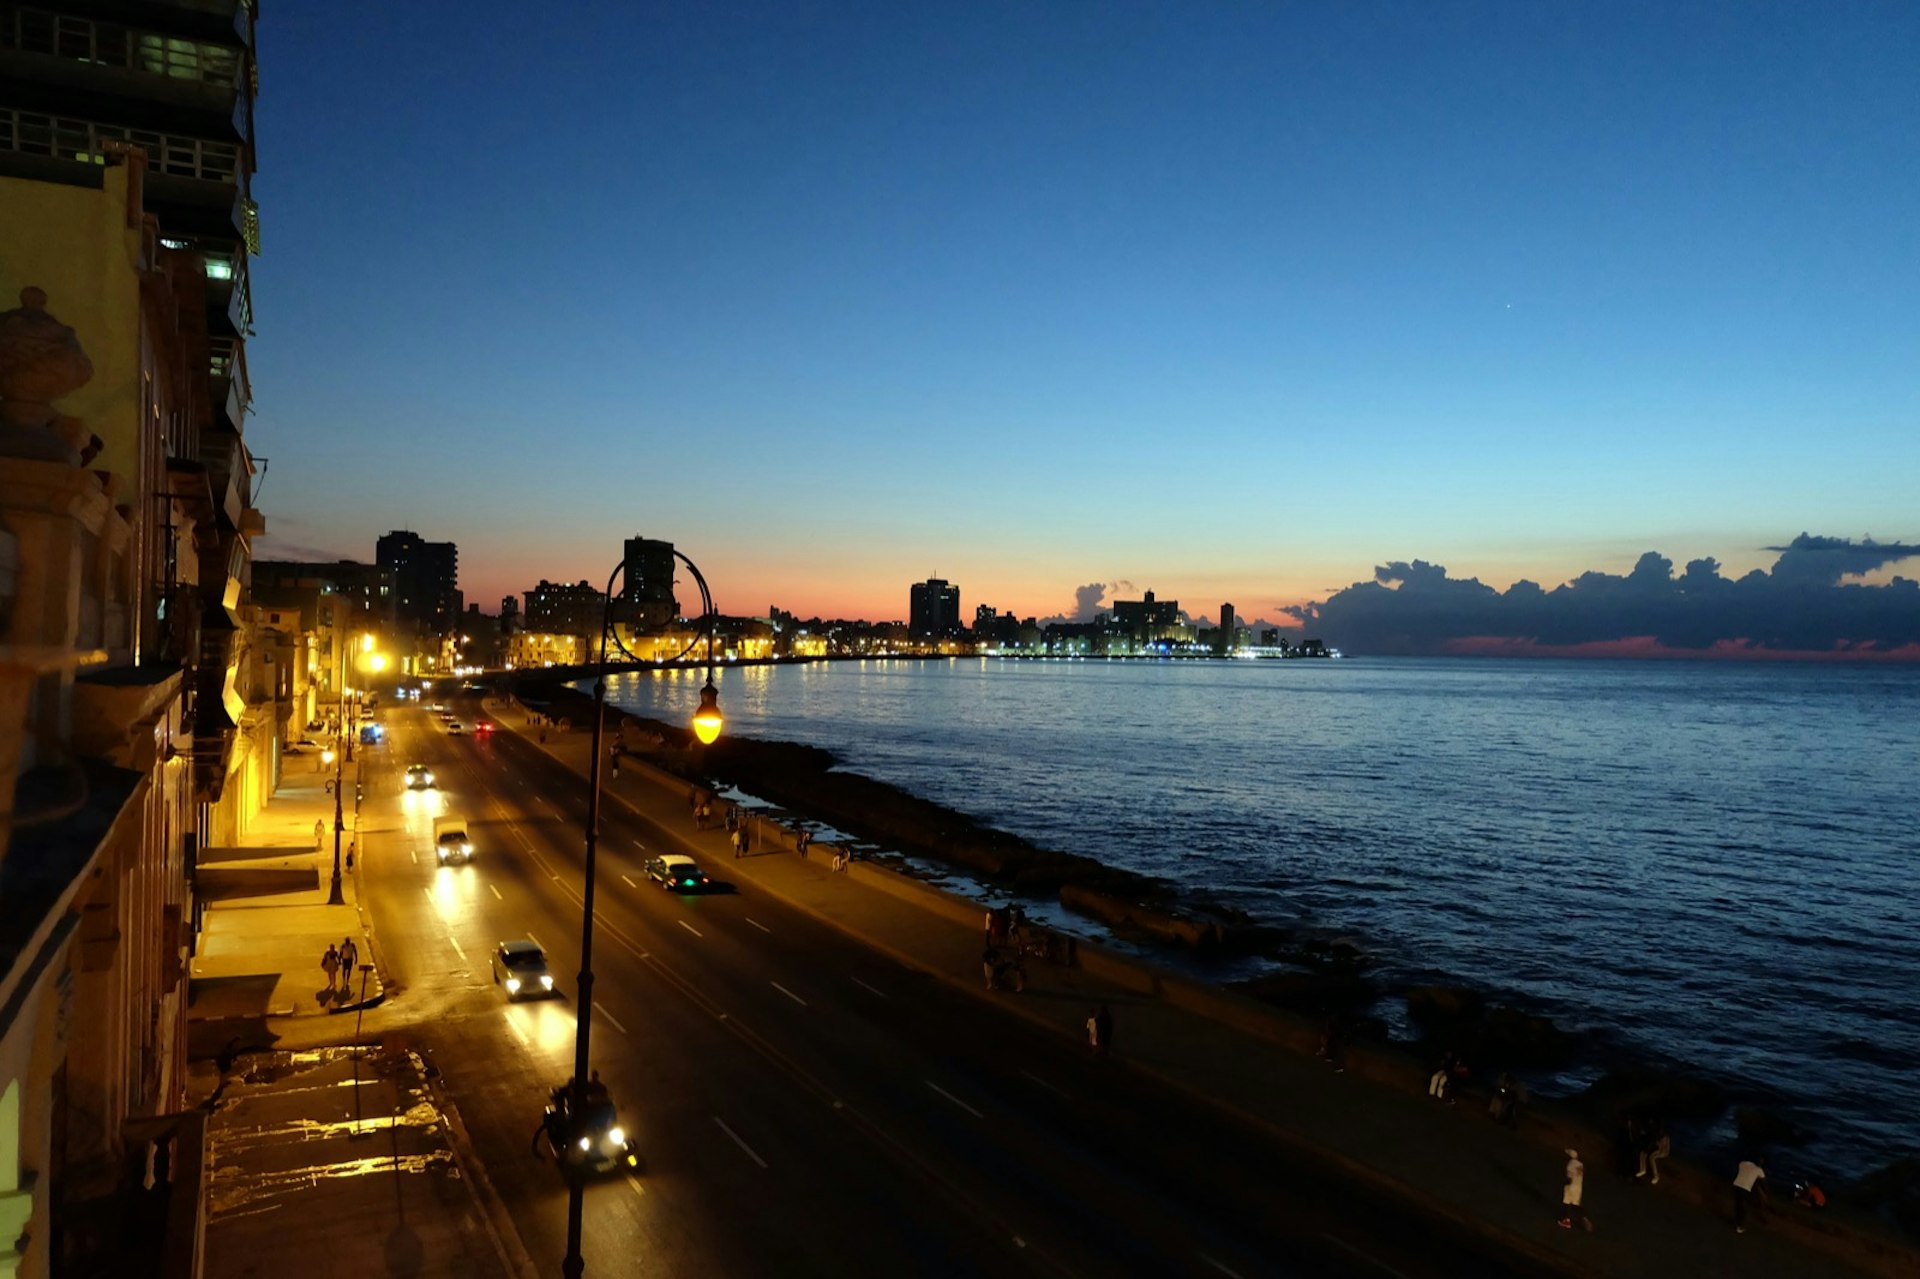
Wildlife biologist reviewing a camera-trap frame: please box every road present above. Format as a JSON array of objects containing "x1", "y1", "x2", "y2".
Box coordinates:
[{"x1": 354, "y1": 699, "x2": 1553, "y2": 1279}]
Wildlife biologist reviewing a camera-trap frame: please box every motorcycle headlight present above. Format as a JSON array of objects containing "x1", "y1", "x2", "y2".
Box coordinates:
[
  {"x1": 577, "y1": 1137, "x2": 591, "y2": 1152},
  {"x1": 505, "y1": 977, "x2": 521, "y2": 992},
  {"x1": 540, "y1": 975, "x2": 554, "y2": 989},
  {"x1": 607, "y1": 1126, "x2": 625, "y2": 1146}
]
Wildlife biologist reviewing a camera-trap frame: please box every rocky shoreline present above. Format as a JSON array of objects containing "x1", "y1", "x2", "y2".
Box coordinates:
[{"x1": 512, "y1": 675, "x2": 1918, "y2": 1222}]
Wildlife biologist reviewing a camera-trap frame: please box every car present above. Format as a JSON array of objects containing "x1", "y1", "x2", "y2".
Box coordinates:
[
  {"x1": 446, "y1": 721, "x2": 465, "y2": 735},
  {"x1": 644, "y1": 854, "x2": 710, "y2": 892},
  {"x1": 490, "y1": 940, "x2": 553, "y2": 1000},
  {"x1": 405, "y1": 764, "x2": 435, "y2": 790},
  {"x1": 473, "y1": 719, "x2": 494, "y2": 736}
]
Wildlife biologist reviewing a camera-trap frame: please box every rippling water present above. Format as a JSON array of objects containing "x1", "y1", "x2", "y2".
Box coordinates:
[{"x1": 605, "y1": 656, "x2": 1919, "y2": 1176}]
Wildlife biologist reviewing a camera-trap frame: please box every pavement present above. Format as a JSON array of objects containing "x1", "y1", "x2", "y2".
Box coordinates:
[{"x1": 180, "y1": 698, "x2": 1919, "y2": 1279}]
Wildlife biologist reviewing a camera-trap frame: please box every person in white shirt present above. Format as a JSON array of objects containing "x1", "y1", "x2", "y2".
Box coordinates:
[
  {"x1": 1733, "y1": 1156, "x2": 1768, "y2": 1232},
  {"x1": 1558, "y1": 1149, "x2": 1590, "y2": 1231}
]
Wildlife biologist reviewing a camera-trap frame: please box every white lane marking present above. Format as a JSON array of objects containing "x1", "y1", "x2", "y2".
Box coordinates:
[
  {"x1": 1319, "y1": 1234, "x2": 1410, "y2": 1279},
  {"x1": 770, "y1": 981, "x2": 808, "y2": 1008},
  {"x1": 409, "y1": 848, "x2": 417, "y2": 864},
  {"x1": 489, "y1": 883, "x2": 503, "y2": 901},
  {"x1": 851, "y1": 977, "x2": 887, "y2": 999},
  {"x1": 677, "y1": 920, "x2": 702, "y2": 938},
  {"x1": 1019, "y1": 1069, "x2": 1071, "y2": 1100},
  {"x1": 713, "y1": 1117, "x2": 767, "y2": 1169},
  {"x1": 620, "y1": 875, "x2": 637, "y2": 888},
  {"x1": 526, "y1": 931, "x2": 543, "y2": 949},
  {"x1": 633, "y1": 838, "x2": 647, "y2": 850},
  {"x1": 594, "y1": 1002, "x2": 628, "y2": 1034},
  {"x1": 1199, "y1": 1254, "x2": 1244, "y2": 1279},
  {"x1": 744, "y1": 917, "x2": 771, "y2": 934},
  {"x1": 924, "y1": 1080, "x2": 983, "y2": 1119},
  {"x1": 422, "y1": 888, "x2": 433, "y2": 903},
  {"x1": 626, "y1": 1179, "x2": 645, "y2": 1201},
  {"x1": 550, "y1": 871, "x2": 561, "y2": 881},
  {"x1": 448, "y1": 937, "x2": 468, "y2": 964}
]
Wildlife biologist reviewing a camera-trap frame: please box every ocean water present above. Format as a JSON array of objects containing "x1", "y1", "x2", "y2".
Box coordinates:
[{"x1": 604, "y1": 656, "x2": 1920, "y2": 1177}]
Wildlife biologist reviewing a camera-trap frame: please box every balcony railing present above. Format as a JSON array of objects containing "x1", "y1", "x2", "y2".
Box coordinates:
[
  {"x1": 0, "y1": 106, "x2": 240, "y2": 182},
  {"x1": 3, "y1": 7, "x2": 243, "y2": 90}
]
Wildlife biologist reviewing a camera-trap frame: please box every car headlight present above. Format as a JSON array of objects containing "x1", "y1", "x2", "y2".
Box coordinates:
[
  {"x1": 577, "y1": 1136, "x2": 591, "y2": 1152},
  {"x1": 540, "y1": 975, "x2": 553, "y2": 989},
  {"x1": 505, "y1": 977, "x2": 521, "y2": 992},
  {"x1": 607, "y1": 1126, "x2": 625, "y2": 1146}
]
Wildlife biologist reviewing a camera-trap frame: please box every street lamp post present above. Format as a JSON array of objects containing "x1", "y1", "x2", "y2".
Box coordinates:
[{"x1": 561, "y1": 547, "x2": 720, "y2": 1279}]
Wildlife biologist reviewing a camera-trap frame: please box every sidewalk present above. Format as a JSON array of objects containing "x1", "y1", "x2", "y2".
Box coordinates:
[
  {"x1": 191, "y1": 1046, "x2": 521, "y2": 1279},
  {"x1": 188, "y1": 762, "x2": 385, "y2": 1024},
  {"x1": 511, "y1": 699, "x2": 1916, "y2": 1279}
]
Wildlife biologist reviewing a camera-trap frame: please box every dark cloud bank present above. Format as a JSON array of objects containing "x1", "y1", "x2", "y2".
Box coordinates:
[{"x1": 1283, "y1": 534, "x2": 1920, "y2": 660}]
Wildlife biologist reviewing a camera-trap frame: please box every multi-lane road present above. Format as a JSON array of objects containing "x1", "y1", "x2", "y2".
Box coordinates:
[{"x1": 356, "y1": 700, "x2": 1550, "y2": 1278}]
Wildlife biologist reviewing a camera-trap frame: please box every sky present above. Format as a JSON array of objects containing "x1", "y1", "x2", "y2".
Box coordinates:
[{"x1": 248, "y1": 1, "x2": 1919, "y2": 639}]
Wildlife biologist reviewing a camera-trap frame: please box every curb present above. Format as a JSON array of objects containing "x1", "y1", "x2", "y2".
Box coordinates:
[{"x1": 424, "y1": 1049, "x2": 542, "y2": 1279}]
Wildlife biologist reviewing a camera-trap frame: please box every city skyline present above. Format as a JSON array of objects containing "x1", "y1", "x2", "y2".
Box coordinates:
[{"x1": 247, "y1": 2, "x2": 1916, "y2": 640}]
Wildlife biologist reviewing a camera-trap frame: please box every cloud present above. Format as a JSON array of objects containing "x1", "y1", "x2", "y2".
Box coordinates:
[{"x1": 1285, "y1": 535, "x2": 1920, "y2": 659}]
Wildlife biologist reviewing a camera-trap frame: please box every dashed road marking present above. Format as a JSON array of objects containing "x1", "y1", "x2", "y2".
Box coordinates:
[
  {"x1": 620, "y1": 875, "x2": 637, "y2": 888},
  {"x1": 1319, "y1": 1235, "x2": 1409, "y2": 1279},
  {"x1": 1018, "y1": 1069, "x2": 1071, "y2": 1100},
  {"x1": 409, "y1": 848, "x2": 417, "y2": 865},
  {"x1": 713, "y1": 1117, "x2": 767, "y2": 1169},
  {"x1": 744, "y1": 917, "x2": 771, "y2": 934},
  {"x1": 526, "y1": 931, "x2": 543, "y2": 949},
  {"x1": 448, "y1": 937, "x2": 468, "y2": 964},
  {"x1": 550, "y1": 871, "x2": 561, "y2": 881},
  {"x1": 489, "y1": 883, "x2": 503, "y2": 901},
  {"x1": 851, "y1": 977, "x2": 887, "y2": 999},
  {"x1": 594, "y1": 1002, "x2": 627, "y2": 1034},
  {"x1": 1199, "y1": 1254, "x2": 1243, "y2": 1279},
  {"x1": 924, "y1": 1080, "x2": 983, "y2": 1119},
  {"x1": 678, "y1": 920, "x2": 703, "y2": 938},
  {"x1": 771, "y1": 982, "x2": 807, "y2": 1008},
  {"x1": 422, "y1": 887, "x2": 433, "y2": 903}
]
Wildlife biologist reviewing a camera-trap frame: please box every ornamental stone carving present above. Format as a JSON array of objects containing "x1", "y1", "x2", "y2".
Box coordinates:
[{"x1": 0, "y1": 286, "x2": 93, "y2": 463}]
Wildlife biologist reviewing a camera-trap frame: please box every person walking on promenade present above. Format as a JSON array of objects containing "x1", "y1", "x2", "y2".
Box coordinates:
[
  {"x1": 732, "y1": 827, "x2": 745, "y2": 858},
  {"x1": 321, "y1": 944, "x2": 340, "y2": 996},
  {"x1": 346, "y1": 839, "x2": 355, "y2": 873},
  {"x1": 1490, "y1": 1072, "x2": 1517, "y2": 1125},
  {"x1": 1733, "y1": 1155, "x2": 1768, "y2": 1233},
  {"x1": 1558, "y1": 1149, "x2": 1592, "y2": 1232},
  {"x1": 797, "y1": 831, "x2": 810, "y2": 859},
  {"x1": 1637, "y1": 1121, "x2": 1670, "y2": 1184},
  {"x1": 339, "y1": 937, "x2": 358, "y2": 986},
  {"x1": 1429, "y1": 1051, "x2": 1456, "y2": 1102},
  {"x1": 1090, "y1": 1004, "x2": 1113, "y2": 1058},
  {"x1": 832, "y1": 846, "x2": 849, "y2": 872},
  {"x1": 984, "y1": 945, "x2": 999, "y2": 990}
]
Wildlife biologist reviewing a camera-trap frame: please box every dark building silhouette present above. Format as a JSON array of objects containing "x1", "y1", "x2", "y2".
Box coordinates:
[
  {"x1": 909, "y1": 578, "x2": 961, "y2": 639},
  {"x1": 619, "y1": 535, "x2": 679, "y2": 628},
  {"x1": 377, "y1": 530, "x2": 460, "y2": 634},
  {"x1": 1216, "y1": 602, "x2": 1236, "y2": 655},
  {"x1": 524, "y1": 578, "x2": 606, "y2": 640},
  {"x1": 1112, "y1": 589, "x2": 1180, "y2": 644},
  {"x1": 253, "y1": 559, "x2": 394, "y2": 625}
]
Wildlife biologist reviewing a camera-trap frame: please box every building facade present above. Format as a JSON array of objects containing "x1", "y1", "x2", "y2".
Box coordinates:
[
  {"x1": 375, "y1": 530, "x2": 459, "y2": 636},
  {"x1": 2, "y1": 5, "x2": 268, "y2": 1271},
  {"x1": 618, "y1": 536, "x2": 678, "y2": 629},
  {"x1": 523, "y1": 579, "x2": 605, "y2": 643}
]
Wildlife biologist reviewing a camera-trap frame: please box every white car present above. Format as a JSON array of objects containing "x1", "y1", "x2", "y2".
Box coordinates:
[{"x1": 490, "y1": 940, "x2": 554, "y2": 1000}]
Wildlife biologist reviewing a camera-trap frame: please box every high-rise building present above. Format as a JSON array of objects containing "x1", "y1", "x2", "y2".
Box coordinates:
[
  {"x1": 909, "y1": 578, "x2": 961, "y2": 639},
  {"x1": 1216, "y1": 602, "x2": 1236, "y2": 655},
  {"x1": 1112, "y1": 589, "x2": 1181, "y2": 644},
  {"x1": 619, "y1": 535, "x2": 679, "y2": 628},
  {"x1": 377, "y1": 530, "x2": 460, "y2": 633}
]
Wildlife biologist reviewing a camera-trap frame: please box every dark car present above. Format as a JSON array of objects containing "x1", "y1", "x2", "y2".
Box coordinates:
[{"x1": 643, "y1": 855, "x2": 710, "y2": 892}]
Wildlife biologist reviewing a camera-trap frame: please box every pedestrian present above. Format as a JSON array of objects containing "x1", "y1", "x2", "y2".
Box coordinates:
[
  {"x1": 1733, "y1": 1155, "x2": 1768, "y2": 1233},
  {"x1": 339, "y1": 937, "x2": 358, "y2": 986},
  {"x1": 1086, "y1": 1007, "x2": 1101, "y2": 1053},
  {"x1": 731, "y1": 827, "x2": 744, "y2": 858},
  {"x1": 1429, "y1": 1051, "x2": 1455, "y2": 1102},
  {"x1": 1558, "y1": 1149, "x2": 1592, "y2": 1232},
  {"x1": 1637, "y1": 1121, "x2": 1670, "y2": 1184},
  {"x1": 321, "y1": 944, "x2": 340, "y2": 994},
  {"x1": 984, "y1": 945, "x2": 999, "y2": 990},
  {"x1": 1094, "y1": 1004, "x2": 1113, "y2": 1058},
  {"x1": 346, "y1": 839, "x2": 355, "y2": 872},
  {"x1": 1490, "y1": 1072, "x2": 1516, "y2": 1125},
  {"x1": 739, "y1": 825, "x2": 751, "y2": 855},
  {"x1": 610, "y1": 754, "x2": 620, "y2": 779},
  {"x1": 797, "y1": 831, "x2": 809, "y2": 859},
  {"x1": 686, "y1": 785, "x2": 698, "y2": 812},
  {"x1": 832, "y1": 847, "x2": 849, "y2": 873},
  {"x1": 314, "y1": 819, "x2": 326, "y2": 851}
]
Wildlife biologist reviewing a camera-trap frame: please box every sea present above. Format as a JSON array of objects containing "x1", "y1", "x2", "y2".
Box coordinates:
[{"x1": 603, "y1": 656, "x2": 1920, "y2": 1179}]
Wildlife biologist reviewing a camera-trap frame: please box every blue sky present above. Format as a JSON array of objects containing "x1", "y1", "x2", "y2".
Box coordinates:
[{"x1": 249, "y1": 1, "x2": 1919, "y2": 624}]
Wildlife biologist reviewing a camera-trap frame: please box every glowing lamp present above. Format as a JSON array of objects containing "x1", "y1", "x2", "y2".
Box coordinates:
[{"x1": 691, "y1": 681, "x2": 724, "y2": 745}]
